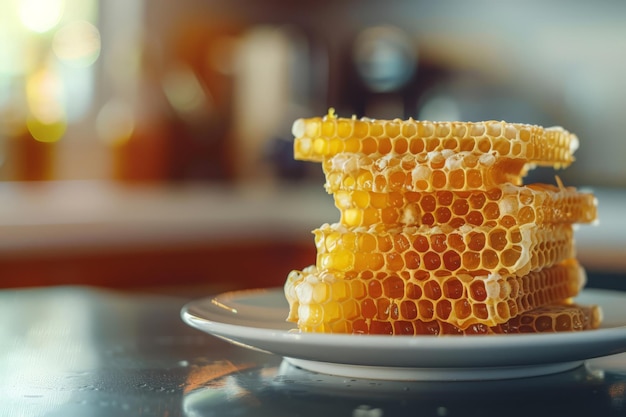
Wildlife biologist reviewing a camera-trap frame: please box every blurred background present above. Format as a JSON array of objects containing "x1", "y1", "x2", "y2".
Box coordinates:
[{"x1": 0, "y1": 0, "x2": 624, "y2": 291}]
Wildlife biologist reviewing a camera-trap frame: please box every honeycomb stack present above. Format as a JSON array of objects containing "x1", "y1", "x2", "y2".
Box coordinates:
[{"x1": 284, "y1": 109, "x2": 600, "y2": 335}]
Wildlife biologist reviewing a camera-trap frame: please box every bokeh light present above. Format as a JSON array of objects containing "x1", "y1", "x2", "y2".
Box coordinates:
[
  {"x1": 353, "y1": 26, "x2": 417, "y2": 93},
  {"x1": 161, "y1": 64, "x2": 210, "y2": 116},
  {"x1": 26, "y1": 67, "x2": 65, "y2": 124},
  {"x1": 0, "y1": 3, "x2": 27, "y2": 77},
  {"x1": 52, "y1": 20, "x2": 101, "y2": 67},
  {"x1": 26, "y1": 116, "x2": 67, "y2": 143},
  {"x1": 96, "y1": 99, "x2": 135, "y2": 146},
  {"x1": 19, "y1": 0, "x2": 64, "y2": 33},
  {"x1": 26, "y1": 67, "x2": 67, "y2": 142}
]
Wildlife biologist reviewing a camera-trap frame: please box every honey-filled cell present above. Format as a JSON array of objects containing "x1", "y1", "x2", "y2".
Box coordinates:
[
  {"x1": 443, "y1": 278, "x2": 464, "y2": 299},
  {"x1": 436, "y1": 299, "x2": 453, "y2": 320},
  {"x1": 383, "y1": 275, "x2": 405, "y2": 298},
  {"x1": 285, "y1": 260, "x2": 587, "y2": 333}
]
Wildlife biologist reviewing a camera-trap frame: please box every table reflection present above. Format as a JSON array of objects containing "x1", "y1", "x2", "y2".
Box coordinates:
[
  {"x1": 3, "y1": 286, "x2": 626, "y2": 417},
  {"x1": 183, "y1": 359, "x2": 626, "y2": 417}
]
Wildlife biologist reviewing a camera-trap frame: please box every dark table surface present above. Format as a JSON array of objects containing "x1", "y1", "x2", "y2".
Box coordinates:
[{"x1": 3, "y1": 285, "x2": 626, "y2": 417}]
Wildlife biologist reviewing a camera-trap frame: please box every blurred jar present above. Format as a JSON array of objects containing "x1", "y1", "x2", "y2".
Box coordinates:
[{"x1": 0, "y1": 79, "x2": 60, "y2": 181}]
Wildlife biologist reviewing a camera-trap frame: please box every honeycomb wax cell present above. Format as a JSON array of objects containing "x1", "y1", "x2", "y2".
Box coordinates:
[
  {"x1": 333, "y1": 184, "x2": 597, "y2": 228},
  {"x1": 314, "y1": 222, "x2": 575, "y2": 278},
  {"x1": 284, "y1": 260, "x2": 587, "y2": 333},
  {"x1": 323, "y1": 151, "x2": 528, "y2": 192},
  {"x1": 293, "y1": 109, "x2": 578, "y2": 168}
]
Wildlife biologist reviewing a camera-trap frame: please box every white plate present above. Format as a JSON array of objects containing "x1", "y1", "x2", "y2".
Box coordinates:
[{"x1": 181, "y1": 288, "x2": 626, "y2": 381}]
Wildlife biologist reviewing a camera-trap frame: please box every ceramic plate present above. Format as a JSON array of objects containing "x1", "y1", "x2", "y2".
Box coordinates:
[{"x1": 181, "y1": 288, "x2": 626, "y2": 380}]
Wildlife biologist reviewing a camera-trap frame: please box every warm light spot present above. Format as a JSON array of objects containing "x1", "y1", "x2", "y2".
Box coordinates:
[
  {"x1": 27, "y1": 116, "x2": 66, "y2": 143},
  {"x1": 25, "y1": 70, "x2": 63, "y2": 123},
  {"x1": 26, "y1": 67, "x2": 66, "y2": 140},
  {"x1": 19, "y1": 0, "x2": 64, "y2": 33},
  {"x1": 161, "y1": 64, "x2": 210, "y2": 115},
  {"x1": 96, "y1": 99, "x2": 135, "y2": 145},
  {"x1": 184, "y1": 361, "x2": 255, "y2": 394},
  {"x1": 52, "y1": 20, "x2": 101, "y2": 67}
]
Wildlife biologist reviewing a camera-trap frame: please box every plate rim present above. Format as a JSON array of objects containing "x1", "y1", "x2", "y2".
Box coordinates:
[{"x1": 181, "y1": 287, "x2": 626, "y2": 369}]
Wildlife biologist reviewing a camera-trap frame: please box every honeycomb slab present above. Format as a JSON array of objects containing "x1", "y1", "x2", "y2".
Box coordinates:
[{"x1": 284, "y1": 109, "x2": 599, "y2": 335}]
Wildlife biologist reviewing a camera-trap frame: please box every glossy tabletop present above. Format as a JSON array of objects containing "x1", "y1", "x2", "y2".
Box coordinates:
[{"x1": 3, "y1": 285, "x2": 626, "y2": 417}]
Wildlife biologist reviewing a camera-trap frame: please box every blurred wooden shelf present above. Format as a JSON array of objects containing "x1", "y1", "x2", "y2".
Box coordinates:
[
  {"x1": 0, "y1": 180, "x2": 335, "y2": 289},
  {"x1": 1, "y1": 239, "x2": 316, "y2": 291}
]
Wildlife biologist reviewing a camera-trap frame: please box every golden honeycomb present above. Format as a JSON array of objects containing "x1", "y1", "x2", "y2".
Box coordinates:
[
  {"x1": 355, "y1": 303, "x2": 602, "y2": 335},
  {"x1": 283, "y1": 110, "x2": 599, "y2": 335},
  {"x1": 293, "y1": 109, "x2": 578, "y2": 168},
  {"x1": 334, "y1": 183, "x2": 598, "y2": 228},
  {"x1": 494, "y1": 303, "x2": 602, "y2": 334},
  {"x1": 284, "y1": 260, "x2": 589, "y2": 334},
  {"x1": 314, "y1": 222, "x2": 575, "y2": 278},
  {"x1": 323, "y1": 151, "x2": 529, "y2": 192}
]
